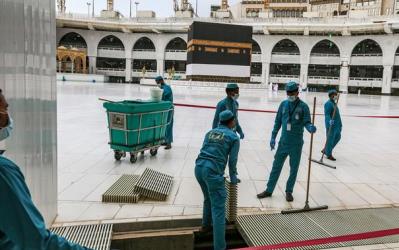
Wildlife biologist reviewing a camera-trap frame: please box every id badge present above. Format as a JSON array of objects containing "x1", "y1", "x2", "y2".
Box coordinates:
[{"x1": 287, "y1": 123, "x2": 292, "y2": 131}]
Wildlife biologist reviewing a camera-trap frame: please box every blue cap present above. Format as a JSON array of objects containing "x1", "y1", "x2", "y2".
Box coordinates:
[
  {"x1": 328, "y1": 89, "x2": 338, "y2": 96},
  {"x1": 219, "y1": 110, "x2": 234, "y2": 122},
  {"x1": 155, "y1": 76, "x2": 163, "y2": 82},
  {"x1": 285, "y1": 81, "x2": 299, "y2": 92},
  {"x1": 226, "y1": 83, "x2": 239, "y2": 90}
]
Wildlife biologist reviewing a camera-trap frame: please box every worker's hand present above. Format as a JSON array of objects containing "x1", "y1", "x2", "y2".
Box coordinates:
[
  {"x1": 230, "y1": 175, "x2": 239, "y2": 185},
  {"x1": 306, "y1": 124, "x2": 317, "y2": 134},
  {"x1": 270, "y1": 138, "x2": 276, "y2": 150},
  {"x1": 329, "y1": 120, "x2": 334, "y2": 126},
  {"x1": 239, "y1": 131, "x2": 244, "y2": 140}
]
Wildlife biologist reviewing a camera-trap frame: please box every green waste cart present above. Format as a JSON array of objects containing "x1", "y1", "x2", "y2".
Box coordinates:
[{"x1": 103, "y1": 100, "x2": 173, "y2": 163}]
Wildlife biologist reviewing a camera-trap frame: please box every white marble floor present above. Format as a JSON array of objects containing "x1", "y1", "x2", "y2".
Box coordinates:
[{"x1": 55, "y1": 81, "x2": 399, "y2": 227}]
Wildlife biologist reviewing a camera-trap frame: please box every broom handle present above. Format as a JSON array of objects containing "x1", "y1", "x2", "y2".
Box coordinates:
[
  {"x1": 98, "y1": 98, "x2": 116, "y2": 103},
  {"x1": 305, "y1": 96, "x2": 317, "y2": 206},
  {"x1": 321, "y1": 93, "x2": 340, "y2": 160}
]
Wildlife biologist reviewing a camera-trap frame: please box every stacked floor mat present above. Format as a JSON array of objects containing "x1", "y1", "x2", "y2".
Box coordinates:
[
  {"x1": 102, "y1": 168, "x2": 174, "y2": 204},
  {"x1": 225, "y1": 179, "x2": 238, "y2": 223}
]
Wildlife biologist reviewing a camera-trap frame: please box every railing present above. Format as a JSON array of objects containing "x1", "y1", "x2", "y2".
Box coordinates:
[
  {"x1": 165, "y1": 49, "x2": 186, "y2": 53},
  {"x1": 97, "y1": 67, "x2": 125, "y2": 71},
  {"x1": 133, "y1": 49, "x2": 156, "y2": 52},
  {"x1": 59, "y1": 44, "x2": 87, "y2": 49},
  {"x1": 351, "y1": 53, "x2": 383, "y2": 57},
  {"x1": 252, "y1": 51, "x2": 262, "y2": 55},
  {"x1": 308, "y1": 76, "x2": 339, "y2": 80},
  {"x1": 272, "y1": 52, "x2": 300, "y2": 55},
  {"x1": 310, "y1": 53, "x2": 340, "y2": 57},
  {"x1": 251, "y1": 74, "x2": 262, "y2": 77},
  {"x1": 349, "y1": 77, "x2": 382, "y2": 81},
  {"x1": 132, "y1": 69, "x2": 157, "y2": 72},
  {"x1": 98, "y1": 47, "x2": 124, "y2": 51},
  {"x1": 56, "y1": 12, "x2": 399, "y2": 25},
  {"x1": 270, "y1": 74, "x2": 300, "y2": 78}
]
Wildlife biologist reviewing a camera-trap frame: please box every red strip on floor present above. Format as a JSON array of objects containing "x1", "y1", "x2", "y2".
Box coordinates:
[
  {"x1": 233, "y1": 228, "x2": 399, "y2": 250},
  {"x1": 173, "y1": 103, "x2": 399, "y2": 118}
]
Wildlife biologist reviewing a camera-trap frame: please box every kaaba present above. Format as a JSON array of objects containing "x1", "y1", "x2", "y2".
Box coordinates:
[{"x1": 186, "y1": 21, "x2": 253, "y2": 83}]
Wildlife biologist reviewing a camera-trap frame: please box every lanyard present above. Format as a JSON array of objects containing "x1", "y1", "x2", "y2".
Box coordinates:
[{"x1": 287, "y1": 99, "x2": 300, "y2": 123}]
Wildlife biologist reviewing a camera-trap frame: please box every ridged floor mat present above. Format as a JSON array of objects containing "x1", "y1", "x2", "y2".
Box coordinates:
[
  {"x1": 50, "y1": 224, "x2": 113, "y2": 250},
  {"x1": 236, "y1": 207, "x2": 399, "y2": 249},
  {"x1": 134, "y1": 168, "x2": 174, "y2": 201},
  {"x1": 225, "y1": 180, "x2": 238, "y2": 223},
  {"x1": 102, "y1": 175, "x2": 140, "y2": 203}
]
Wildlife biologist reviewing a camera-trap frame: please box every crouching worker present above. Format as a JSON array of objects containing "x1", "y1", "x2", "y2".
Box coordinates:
[
  {"x1": 0, "y1": 90, "x2": 91, "y2": 250},
  {"x1": 195, "y1": 110, "x2": 240, "y2": 250}
]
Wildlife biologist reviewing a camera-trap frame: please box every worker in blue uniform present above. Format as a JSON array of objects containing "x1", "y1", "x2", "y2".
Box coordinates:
[
  {"x1": 195, "y1": 110, "x2": 240, "y2": 250},
  {"x1": 257, "y1": 81, "x2": 316, "y2": 202},
  {"x1": 155, "y1": 76, "x2": 174, "y2": 150},
  {"x1": 212, "y1": 83, "x2": 244, "y2": 140},
  {"x1": 0, "y1": 90, "x2": 90, "y2": 250},
  {"x1": 323, "y1": 89, "x2": 342, "y2": 161}
]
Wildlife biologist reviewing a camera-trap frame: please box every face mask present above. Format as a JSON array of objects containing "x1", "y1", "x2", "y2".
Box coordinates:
[
  {"x1": 287, "y1": 96, "x2": 296, "y2": 102},
  {"x1": 157, "y1": 83, "x2": 162, "y2": 88},
  {"x1": 233, "y1": 94, "x2": 239, "y2": 100},
  {"x1": 0, "y1": 116, "x2": 13, "y2": 141},
  {"x1": 333, "y1": 96, "x2": 338, "y2": 102}
]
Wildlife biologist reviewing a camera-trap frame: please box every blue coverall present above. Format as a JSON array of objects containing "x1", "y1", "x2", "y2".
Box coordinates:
[
  {"x1": 0, "y1": 156, "x2": 90, "y2": 250},
  {"x1": 212, "y1": 97, "x2": 244, "y2": 138},
  {"x1": 324, "y1": 99, "x2": 342, "y2": 157},
  {"x1": 195, "y1": 125, "x2": 240, "y2": 250},
  {"x1": 266, "y1": 99, "x2": 313, "y2": 194},
  {"x1": 161, "y1": 83, "x2": 174, "y2": 144}
]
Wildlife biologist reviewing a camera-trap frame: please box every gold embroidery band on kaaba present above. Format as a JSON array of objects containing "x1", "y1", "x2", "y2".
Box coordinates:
[{"x1": 187, "y1": 39, "x2": 252, "y2": 50}]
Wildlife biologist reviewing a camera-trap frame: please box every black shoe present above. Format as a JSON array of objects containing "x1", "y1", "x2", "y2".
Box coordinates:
[
  {"x1": 286, "y1": 192, "x2": 294, "y2": 202},
  {"x1": 327, "y1": 155, "x2": 336, "y2": 161},
  {"x1": 257, "y1": 191, "x2": 272, "y2": 199},
  {"x1": 199, "y1": 225, "x2": 212, "y2": 234},
  {"x1": 161, "y1": 143, "x2": 167, "y2": 146},
  {"x1": 321, "y1": 149, "x2": 325, "y2": 154},
  {"x1": 164, "y1": 144, "x2": 172, "y2": 150}
]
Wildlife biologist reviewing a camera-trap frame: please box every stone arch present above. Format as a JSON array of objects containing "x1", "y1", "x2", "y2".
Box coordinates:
[
  {"x1": 351, "y1": 39, "x2": 382, "y2": 56},
  {"x1": 133, "y1": 37, "x2": 156, "y2": 51},
  {"x1": 252, "y1": 39, "x2": 261, "y2": 54},
  {"x1": 310, "y1": 39, "x2": 340, "y2": 56},
  {"x1": 165, "y1": 37, "x2": 187, "y2": 52},
  {"x1": 98, "y1": 35, "x2": 125, "y2": 50},
  {"x1": 271, "y1": 39, "x2": 300, "y2": 55},
  {"x1": 58, "y1": 32, "x2": 87, "y2": 49}
]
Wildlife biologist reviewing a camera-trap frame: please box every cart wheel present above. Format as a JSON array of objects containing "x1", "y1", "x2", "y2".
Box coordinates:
[
  {"x1": 114, "y1": 151, "x2": 123, "y2": 161},
  {"x1": 130, "y1": 153, "x2": 138, "y2": 163},
  {"x1": 150, "y1": 148, "x2": 158, "y2": 156}
]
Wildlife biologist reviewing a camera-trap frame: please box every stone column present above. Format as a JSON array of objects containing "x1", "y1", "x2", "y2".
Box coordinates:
[
  {"x1": 89, "y1": 56, "x2": 97, "y2": 74},
  {"x1": 262, "y1": 62, "x2": 270, "y2": 87},
  {"x1": 382, "y1": 65, "x2": 393, "y2": 95},
  {"x1": 300, "y1": 63, "x2": 308, "y2": 89},
  {"x1": 157, "y1": 59, "x2": 164, "y2": 77},
  {"x1": 71, "y1": 61, "x2": 74, "y2": 73},
  {"x1": 339, "y1": 60, "x2": 349, "y2": 93},
  {"x1": 125, "y1": 58, "x2": 132, "y2": 83}
]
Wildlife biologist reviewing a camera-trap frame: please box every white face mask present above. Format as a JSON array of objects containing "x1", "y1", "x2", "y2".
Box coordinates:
[
  {"x1": 233, "y1": 94, "x2": 239, "y2": 100},
  {"x1": 0, "y1": 116, "x2": 13, "y2": 141},
  {"x1": 333, "y1": 96, "x2": 338, "y2": 102},
  {"x1": 287, "y1": 96, "x2": 296, "y2": 102}
]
